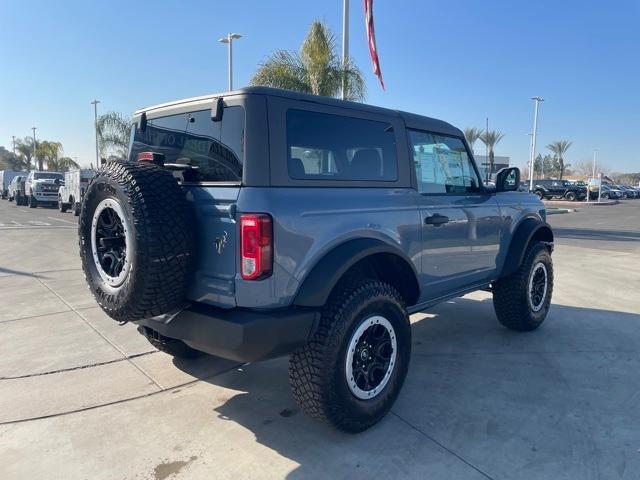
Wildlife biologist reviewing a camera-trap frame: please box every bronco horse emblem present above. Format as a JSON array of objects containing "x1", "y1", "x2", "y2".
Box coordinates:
[{"x1": 214, "y1": 231, "x2": 228, "y2": 254}]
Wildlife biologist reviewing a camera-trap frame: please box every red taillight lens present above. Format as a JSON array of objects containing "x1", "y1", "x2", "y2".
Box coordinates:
[
  {"x1": 138, "y1": 152, "x2": 154, "y2": 162},
  {"x1": 240, "y1": 214, "x2": 272, "y2": 280}
]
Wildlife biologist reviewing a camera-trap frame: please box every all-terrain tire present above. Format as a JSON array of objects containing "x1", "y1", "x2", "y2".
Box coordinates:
[
  {"x1": 79, "y1": 161, "x2": 195, "y2": 322},
  {"x1": 565, "y1": 191, "x2": 577, "y2": 201},
  {"x1": 73, "y1": 201, "x2": 81, "y2": 216},
  {"x1": 29, "y1": 195, "x2": 37, "y2": 208},
  {"x1": 137, "y1": 326, "x2": 203, "y2": 359},
  {"x1": 493, "y1": 242, "x2": 553, "y2": 331},
  {"x1": 289, "y1": 279, "x2": 411, "y2": 433}
]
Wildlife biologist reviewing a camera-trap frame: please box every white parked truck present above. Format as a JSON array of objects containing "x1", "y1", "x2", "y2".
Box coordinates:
[
  {"x1": 24, "y1": 171, "x2": 64, "y2": 208},
  {"x1": 58, "y1": 169, "x2": 95, "y2": 215},
  {"x1": 1, "y1": 170, "x2": 27, "y2": 199}
]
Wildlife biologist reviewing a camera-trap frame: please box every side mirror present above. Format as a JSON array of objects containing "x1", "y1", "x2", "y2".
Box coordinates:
[
  {"x1": 495, "y1": 167, "x2": 520, "y2": 193},
  {"x1": 211, "y1": 97, "x2": 224, "y2": 122}
]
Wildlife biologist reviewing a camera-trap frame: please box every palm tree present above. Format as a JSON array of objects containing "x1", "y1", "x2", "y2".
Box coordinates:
[
  {"x1": 251, "y1": 20, "x2": 365, "y2": 101},
  {"x1": 479, "y1": 130, "x2": 505, "y2": 178},
  {"x1": 463, "y1": 127, "x2": 483, "y2": 153},
  {"x1": 546, "y1": 140, "x2": 572, "y2": 180},
  {"x1": 14, "y1": 137, "x2": 35, "y2": 170},
  {"x1": 97, "y1": 111, "x2": 131, "y2": 160},
  {"x1": 49, "y1": 156, "x2": 80, "y2": 172},
  {"x1": 36, "y1": 140, "x2": 64, "y2": 171}
]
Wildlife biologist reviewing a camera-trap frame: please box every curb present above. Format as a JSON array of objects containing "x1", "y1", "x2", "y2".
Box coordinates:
[
  {"x1": 543, "y1": 200, "x2": 620, "y2": 207},
  {"x1": 545, "y1": 208, "x2": 574, "y2": 215}
]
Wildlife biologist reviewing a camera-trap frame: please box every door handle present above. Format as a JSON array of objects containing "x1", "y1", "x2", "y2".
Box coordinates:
[{"x1": 424, "y1": 214, "x2": 449, "y2": 226}]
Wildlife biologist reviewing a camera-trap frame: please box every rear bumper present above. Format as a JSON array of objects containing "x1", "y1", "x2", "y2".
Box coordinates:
[{"x1": 135, "y1": 303, "x2": 319, "y2": 363}]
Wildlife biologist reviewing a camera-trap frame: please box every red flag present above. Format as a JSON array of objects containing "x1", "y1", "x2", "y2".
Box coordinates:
[{"x1": 364, "y1": 0, "x2": 385, "y2": 90}]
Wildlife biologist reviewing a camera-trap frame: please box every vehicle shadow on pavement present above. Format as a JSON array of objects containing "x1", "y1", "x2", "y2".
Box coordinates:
[{"x1": 171, "y1": 296, "x2": 640, "y2": 480}]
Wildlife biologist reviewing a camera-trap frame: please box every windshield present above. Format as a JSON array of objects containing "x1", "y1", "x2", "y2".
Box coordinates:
[{"x1": 34, "y1": 172, "x2": 63, "y2": 180}]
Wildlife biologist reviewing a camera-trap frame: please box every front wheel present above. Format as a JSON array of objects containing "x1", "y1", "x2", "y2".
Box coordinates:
[
  {"x1": 59, "y1": 198, "x2": 68, "y2": 212},
  {"x1": 29, "y1": 195, "x2": 37, "y2": 208},
  {"x1": 493, "y1": 242, "x2": 553, "y2": 331},
  {"x1": 289, "y1": 280, "x2": 411, "y2": 433},
  {"x1": 565, "y1": 191, "x2": 577, "y2": 201}
]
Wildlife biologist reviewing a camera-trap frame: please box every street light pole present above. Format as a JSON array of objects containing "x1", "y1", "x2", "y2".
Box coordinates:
[
  {"x1": 218, "y1": 33, "x2": 242, "y2": 91},
  {"x1": 588, "y1": 149, "x2": 597, "y2": 203},
  {"x1": 341, "y1": 0, "x2": 350, "y2": 100},
  {"x1": 91, "y1": 100, "x2": 100, "y2": 166},
  {"x1": 528, "y1": 96, "x2": 544, "y2": 192},
  {"x1": 31, "y1": 127, "x2": 37, "y2": 171}
]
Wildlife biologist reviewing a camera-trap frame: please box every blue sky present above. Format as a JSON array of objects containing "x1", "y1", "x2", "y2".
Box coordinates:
[{"x1": 1, "y1": 0, "x2": 638, "y2": 172}]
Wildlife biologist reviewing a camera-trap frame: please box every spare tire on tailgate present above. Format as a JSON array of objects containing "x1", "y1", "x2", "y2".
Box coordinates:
[{"x1": 79, "y1": 161, "x2": 195, "y2": 322}]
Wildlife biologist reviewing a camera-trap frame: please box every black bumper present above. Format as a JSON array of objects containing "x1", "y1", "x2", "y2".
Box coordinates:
[{"x1": 135, "y1": 303, "x2": 319, "y2": 363}]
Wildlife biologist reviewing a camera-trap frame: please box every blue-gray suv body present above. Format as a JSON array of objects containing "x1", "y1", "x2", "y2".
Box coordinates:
[{"x1": 79, "y1": 87, "x2": 554, "y2": 432}]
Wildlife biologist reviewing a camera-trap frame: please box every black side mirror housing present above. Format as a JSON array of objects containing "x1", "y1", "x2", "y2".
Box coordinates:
[
  {"x1": 211, "y1": 97, "x2": 224, "y2": 122},
  {"x1": 495, "y1": 167, "x2": 520, "y2": 193}
]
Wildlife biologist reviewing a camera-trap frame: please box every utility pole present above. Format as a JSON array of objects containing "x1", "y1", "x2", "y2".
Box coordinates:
[
  {"x1": 528, "y1": 96, "x2": 543, "y2": 191},
  {"x1": 341, "y1": 0, "x2": 350, "y2": 100},
  {"x1": 218, "y1": 33, "x2": 242, "y2": 91},
  {"x1": 485, "y1": 117, "x2": 489, "y2": 183},
  {"x1": 31, "y1": 127, "x2": 37, "y2": 171},
  {"x1": 91, "y1": 100, "x2": 100, "y2": 167}
]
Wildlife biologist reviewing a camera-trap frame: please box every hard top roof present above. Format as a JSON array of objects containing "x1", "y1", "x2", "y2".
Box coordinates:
[{"x1": 135, "y1": 86, "x2": 462, "y2": 137}]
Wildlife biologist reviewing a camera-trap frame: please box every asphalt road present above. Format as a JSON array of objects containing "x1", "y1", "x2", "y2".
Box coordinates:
[{"x1": 1, "y1": 198, "x2": 639, "y2": 479}]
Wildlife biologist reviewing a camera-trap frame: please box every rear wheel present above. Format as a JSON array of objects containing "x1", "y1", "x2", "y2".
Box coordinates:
[
  {"x1": 289, "y1": 279, "x2": 411, "y2": 433},
  {"x1": 73, "y1": 201, "x2": 81, "y2": 216},
  {"x1": 493, "y1": 242, "x2": 553, "y2": 331}
]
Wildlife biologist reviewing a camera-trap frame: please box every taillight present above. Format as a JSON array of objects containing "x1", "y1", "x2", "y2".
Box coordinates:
[
  {"x1": 137, "y1": 152, "x2": 154, "y2": 162},
  {"x1": 240, "y1": 214, "x2": 272, "y2": 280}
]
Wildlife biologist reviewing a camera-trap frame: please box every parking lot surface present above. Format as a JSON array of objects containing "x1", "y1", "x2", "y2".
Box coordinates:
[{"x1": 1, "y1": 200, "x2": 639, "y2": 479}]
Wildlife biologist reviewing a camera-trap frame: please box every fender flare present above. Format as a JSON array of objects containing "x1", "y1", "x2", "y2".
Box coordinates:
[
  {"x1": 500, "y1": 217, "x2": 554, "y2": 278},
  {"x1": 293, "y1": 238, "x2": 419, "y2": 308}
]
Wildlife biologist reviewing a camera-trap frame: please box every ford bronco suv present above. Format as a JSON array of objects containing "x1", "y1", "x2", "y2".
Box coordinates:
[
  {"x1": 532, "y1": 179, "x2": 587, "y2": 201},
  {"x1": 79, "y1": 87, "x2": 554, "y2": 432}
]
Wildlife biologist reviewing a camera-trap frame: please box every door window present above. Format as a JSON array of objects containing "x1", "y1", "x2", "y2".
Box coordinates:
[{"x1": 409, "y1": 130, "x2": 480, "y2": 194}]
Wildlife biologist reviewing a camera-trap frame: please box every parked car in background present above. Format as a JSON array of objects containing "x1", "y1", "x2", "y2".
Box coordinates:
[
  {"x1": 58, "y1": 169, "x2": 95, "y2": 215},
  {"x1": 532, "y1": 179, "x2": 587, "y2": 201},
  {"x1": 0, "y1": 170, "x2": 27, "y2": 199},
  {"x1": 616, "y1": 185, "x2": 639, "y2": 199},
  {"x1": 600, "y1": 184, "x2": 624, "y2": 200},
  {"x1": 24, "y1": 171, "x2": 64, "y2": 208},
  {"x1": 13, "y1": 175, "x2": 28, "y2": 206},
  {"x1": 7, "y1": 175, "x2": 24, "y2": 202}
]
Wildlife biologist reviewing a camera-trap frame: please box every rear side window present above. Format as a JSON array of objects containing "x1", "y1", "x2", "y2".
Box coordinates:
[
  {"x1": 286, "y1": 109, "x2": 397, "y2": 181},
  {"x1": 129, "y1": 106, "x2": 245, "y2": 182}
]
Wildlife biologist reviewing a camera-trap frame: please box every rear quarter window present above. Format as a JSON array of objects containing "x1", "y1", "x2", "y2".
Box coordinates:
[{"x1": 286, "y1": 109, "x2": 397, "y2": 182}]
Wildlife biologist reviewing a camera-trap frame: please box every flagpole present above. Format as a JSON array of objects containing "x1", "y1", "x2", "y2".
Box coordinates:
[{"x1": 341, "y1": 0, "x2": 349, "y2": 100}]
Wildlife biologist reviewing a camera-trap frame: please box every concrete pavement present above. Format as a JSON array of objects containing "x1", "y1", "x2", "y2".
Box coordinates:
[{"x1": 1, "y1": 200, "x2": 639, "y2": 479}]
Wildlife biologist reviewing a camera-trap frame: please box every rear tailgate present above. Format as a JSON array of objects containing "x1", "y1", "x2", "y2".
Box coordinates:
[{"x1": 184, "y1": 186, "x2": 239, "y2": 309}]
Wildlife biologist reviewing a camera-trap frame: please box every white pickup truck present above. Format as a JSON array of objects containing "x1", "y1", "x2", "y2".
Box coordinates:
[
  {"x1": 58, "y1": 169, "x2": 95, "y2": 215},
  {"x1": 24, "y1": 171, "x2": 64, "y2": 208}
]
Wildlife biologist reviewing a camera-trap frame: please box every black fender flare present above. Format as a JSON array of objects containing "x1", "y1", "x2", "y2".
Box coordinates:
[
  {"x1": 500, "y1": 217, "x2": 554, "y2": 278},
  {"x1": 293, "y1": 238, "x2": 419, "y2": 308}
]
